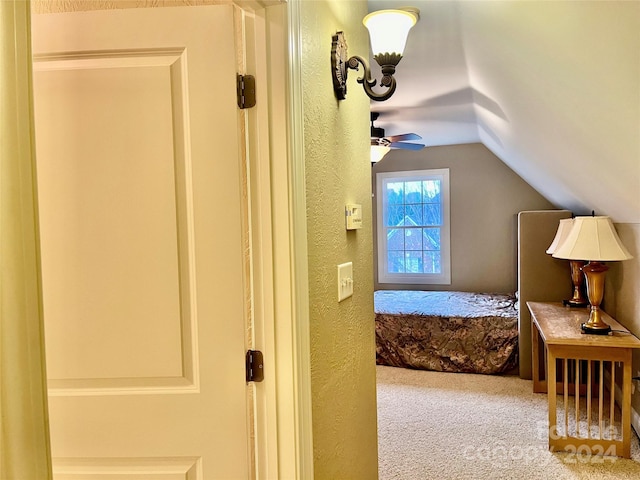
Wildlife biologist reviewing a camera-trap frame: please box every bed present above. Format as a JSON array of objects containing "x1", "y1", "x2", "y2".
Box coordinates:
[{"x1": 375, "y1": 290, "x2": 519, "y2": 374}]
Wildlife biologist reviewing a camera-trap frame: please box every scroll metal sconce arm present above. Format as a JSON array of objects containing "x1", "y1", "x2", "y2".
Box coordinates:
[
  {"x1": 332, "y1": 31, "x2": 401, "y2": 102},
  {"x1": 345, "y1": 53, "x2": 401, "y2": 102}
]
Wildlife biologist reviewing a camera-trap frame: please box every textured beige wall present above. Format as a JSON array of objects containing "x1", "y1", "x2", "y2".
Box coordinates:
[
  {"x1": 299, "y1": 1, "x2": 378, "y2": 478},
  {"x1": 372, "y1": 143, "x2": 555, "y2": 293}
]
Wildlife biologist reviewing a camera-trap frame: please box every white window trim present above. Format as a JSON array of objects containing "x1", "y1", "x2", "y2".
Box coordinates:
[{"x1": 376, "y1": 168, "x2": 451, "y2": 285}]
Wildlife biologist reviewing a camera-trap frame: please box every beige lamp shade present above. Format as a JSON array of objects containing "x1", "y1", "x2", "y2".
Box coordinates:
[
  {"x1": 363, "y1": 9, "x2": 418, "y2": 56},
  {"x1": 370, "y1": 145, "x2": 390, "y2": 163},
  {"x1": 546, "y1": 218, "x2": 574, "y2": 254},
  {"x1": 552, "y1": 216, "x2": 633, "y2": 261}
]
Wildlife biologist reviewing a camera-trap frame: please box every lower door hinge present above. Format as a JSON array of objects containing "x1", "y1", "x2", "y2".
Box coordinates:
[
  {"x1": 237, "y1": 74, "x2": 256, "y2": 109},
  {"x1": 246, "y1": 349, "x2": 264, "y2": 382}
]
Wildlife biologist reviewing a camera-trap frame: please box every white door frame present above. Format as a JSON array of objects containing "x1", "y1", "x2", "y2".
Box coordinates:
[{"x1": 239, "y1": 1, "x2": 313, "y2": 479}]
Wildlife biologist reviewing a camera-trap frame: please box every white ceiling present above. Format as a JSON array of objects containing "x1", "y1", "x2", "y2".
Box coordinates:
[{"x1": 367, "y1": 0, "x2": 640, "y2": 223}]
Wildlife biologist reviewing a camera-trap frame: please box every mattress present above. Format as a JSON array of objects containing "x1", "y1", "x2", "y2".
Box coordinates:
[{"x1": 375, "y1": 290, "x2": 519, "y2": 374}]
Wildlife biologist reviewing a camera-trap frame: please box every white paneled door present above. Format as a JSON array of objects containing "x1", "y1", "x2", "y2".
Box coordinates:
[{"x1": 32, "y1": 6, "x2": 251, "y2": 478}]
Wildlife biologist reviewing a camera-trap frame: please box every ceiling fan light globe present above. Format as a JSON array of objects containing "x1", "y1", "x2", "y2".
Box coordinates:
[{"x1": 371, "y1": 145, "x2": 391, "y2": 163}]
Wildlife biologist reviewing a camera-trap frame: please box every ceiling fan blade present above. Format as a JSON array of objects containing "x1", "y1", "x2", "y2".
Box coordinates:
[
  {"x1": 385, "y1": 133, "x2": 421, "y2": 142},
  {"x1": 389, "y1": 141, "x2": 425, "y2": 151}
]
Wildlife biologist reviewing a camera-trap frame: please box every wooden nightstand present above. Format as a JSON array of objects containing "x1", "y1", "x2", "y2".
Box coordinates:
[{"x1": 528, "y1": 301, "x2": 640, "y2": 458}]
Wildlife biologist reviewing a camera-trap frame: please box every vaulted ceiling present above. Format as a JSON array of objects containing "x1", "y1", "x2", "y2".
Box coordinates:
[{"x1": 367, "y1": 0, "x2": 640, "y2": 223}]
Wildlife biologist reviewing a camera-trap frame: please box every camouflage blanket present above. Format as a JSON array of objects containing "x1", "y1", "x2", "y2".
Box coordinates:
[{"x1": 375, "y1": 291, "x2": 518, "y2": 374}]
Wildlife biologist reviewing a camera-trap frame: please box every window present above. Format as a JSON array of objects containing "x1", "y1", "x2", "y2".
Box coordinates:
[{"x1": 376, "y1": 169, "x2": 450, "y2": 285}]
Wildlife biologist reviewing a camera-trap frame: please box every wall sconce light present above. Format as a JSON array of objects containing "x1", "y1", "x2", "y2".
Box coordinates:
[{"x1": 332, "y1": 8, "x2": 420, "y2": 102}]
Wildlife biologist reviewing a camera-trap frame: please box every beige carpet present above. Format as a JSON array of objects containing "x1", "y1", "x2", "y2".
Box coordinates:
[{"x1": 377, "y1": 365, "x2": 640, "y2": 480}]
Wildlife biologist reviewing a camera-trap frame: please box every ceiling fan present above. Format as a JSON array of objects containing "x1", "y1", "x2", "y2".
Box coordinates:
[{"x1": 370, "y1": 112, "x2": 425, "y2": 151}]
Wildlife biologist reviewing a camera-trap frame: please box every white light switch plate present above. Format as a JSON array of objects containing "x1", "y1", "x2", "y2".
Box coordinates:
[{"x1": 337, "y1": 262, "x2": 353, "y2": 302}]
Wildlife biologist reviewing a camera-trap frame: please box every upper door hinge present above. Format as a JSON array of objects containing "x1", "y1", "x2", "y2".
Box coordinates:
[
  {"x1": 246, "y1": 349, "x2": 264, "y2": 383},
  {"x1": 237, "y1": 74, "x2": 256, "y2": 109}
]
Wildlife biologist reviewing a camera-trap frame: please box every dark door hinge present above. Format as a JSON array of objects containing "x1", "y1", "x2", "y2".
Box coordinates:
[
  {"x1": 246, "y1": 349, "x2": 264, "y2": 382},
  {"x1": 237, "y1": 74, "x2": 256, "y2": 109}
]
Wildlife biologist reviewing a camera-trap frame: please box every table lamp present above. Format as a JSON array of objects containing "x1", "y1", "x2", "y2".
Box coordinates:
[
  {"x1": 552, "y1": 215, "x2": 633, "y2": 334},
  {"x1": 546, "y1": 217, "x2": 588, "y2": 307}
]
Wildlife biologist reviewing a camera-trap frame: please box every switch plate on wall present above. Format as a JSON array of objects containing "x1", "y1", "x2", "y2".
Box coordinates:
[
  {"x1": 345, "y1": 204, "x2": 362, "y2": 230},
  {"x1": 337, "y1": 262, "x2": 353, "y2": 302}
]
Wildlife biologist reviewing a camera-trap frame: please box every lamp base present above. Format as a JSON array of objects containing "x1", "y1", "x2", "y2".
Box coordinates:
[
  {"x1": 564, "y1": 260, "x2": 588, "y2": 308},
  {"x1": 581, "y1": 323, "x2": 611, "y2": 335},
  {"x1": 563, "y1": 299, "x2": 589, "y2": 308}
]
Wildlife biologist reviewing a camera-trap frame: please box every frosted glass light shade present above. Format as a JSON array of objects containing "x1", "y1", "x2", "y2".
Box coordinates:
[
  {"x1": 552, "y1": 216, "x2": 633, "y2": 261},
  {"x1": 370, "y1": 145, "x2": 390, "y2": 163},
  {"x1": 363, "y1": 9, "x2": 418, "y2": 56},
  {"x1": 546, "y1": 218, "x2": 574, "y2": 254}
]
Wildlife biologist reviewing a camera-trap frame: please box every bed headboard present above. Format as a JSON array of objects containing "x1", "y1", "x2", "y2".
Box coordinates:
[{"x1": 517, "y1": 209, "x2": 572, "y2": 379}]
